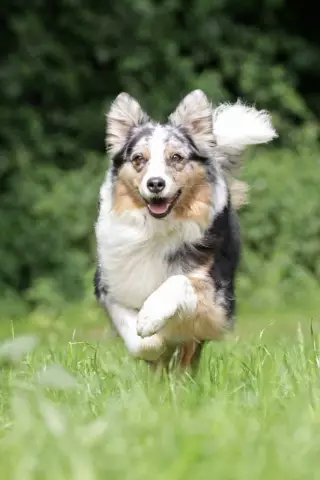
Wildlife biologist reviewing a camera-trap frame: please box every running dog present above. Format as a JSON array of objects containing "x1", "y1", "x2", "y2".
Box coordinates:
[{"x1": 94, "y1": 90, "x2": 277, "y2": 367}]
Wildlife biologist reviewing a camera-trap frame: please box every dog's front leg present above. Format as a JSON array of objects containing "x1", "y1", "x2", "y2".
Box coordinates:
[
  {"x1": 137, "y1": 275, "x2": 197, "y2": 338},
  {"x1": 137, "y1": 273, "x2": 228, "y2": 342},
  {"x1": 106, "y1": 297, "x2": 166, "y2": 361}
]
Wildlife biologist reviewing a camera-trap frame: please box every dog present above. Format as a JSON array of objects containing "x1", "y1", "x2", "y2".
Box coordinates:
[{"x1": 94, "y1": 90, "x2": 277, "y2": 368}]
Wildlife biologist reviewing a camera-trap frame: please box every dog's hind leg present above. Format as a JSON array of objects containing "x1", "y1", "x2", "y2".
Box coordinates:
[{"x1": 179, "y1": 341, "x2": 205, "y2": 372}]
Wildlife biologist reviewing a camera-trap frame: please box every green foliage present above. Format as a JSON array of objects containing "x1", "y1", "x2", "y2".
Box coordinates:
[
  {"x1": 238, "y1": 146, "x2": 320, "y2": 308},
  {"x1": 1, "y1": 0, "x2": 319, "y2": 314}
]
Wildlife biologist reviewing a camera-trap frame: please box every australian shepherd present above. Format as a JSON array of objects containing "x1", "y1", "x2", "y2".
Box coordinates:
[{"x1": 94, "y1": 90, "x2": 277, "y2": 368}]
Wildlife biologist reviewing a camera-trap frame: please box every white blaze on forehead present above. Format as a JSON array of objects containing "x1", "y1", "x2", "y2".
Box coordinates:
[
  {"x1": 140, "y1": 125, "x2": 175, "y2": 198},
  {"x1": 146, "y1": 125, "x2": 167, "y2": 175}
]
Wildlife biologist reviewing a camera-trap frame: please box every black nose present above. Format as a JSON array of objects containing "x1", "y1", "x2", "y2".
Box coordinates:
[{"x1": 147, "y1": 177, "x2": 166, "y2": 194}]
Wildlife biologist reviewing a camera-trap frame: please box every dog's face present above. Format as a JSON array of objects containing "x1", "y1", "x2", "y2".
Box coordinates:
[
  {"x1": 106, "y1": 90, "x2": 277, "y2": 221},
  {"x1": 107, "y1": 90, "x2": 217, "y2": 221}
]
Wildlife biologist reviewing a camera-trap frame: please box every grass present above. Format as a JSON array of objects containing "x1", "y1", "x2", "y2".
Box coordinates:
[{"x1": 0, "y1": 304, "x2": 320, "y2": 479}]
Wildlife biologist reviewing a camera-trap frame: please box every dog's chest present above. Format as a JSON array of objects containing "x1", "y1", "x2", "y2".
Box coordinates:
[
  {"x1": 98, "y1": 229, "x2": 172, "y2": 309},
  {"x1": 96, "y1": 212, "x2": 203, "y2": 310}
]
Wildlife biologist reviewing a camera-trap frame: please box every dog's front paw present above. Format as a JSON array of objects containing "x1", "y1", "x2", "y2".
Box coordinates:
[
  {"x1": 137, "y1": 277, "x2": 186, "y2": 337},
  {"x1": 137, "y1": 299, "x2": 168, "y2": 338},
  {"x1": 137, "y1": 275, "x2": 197, "y2": 338},
  {"x1": 128, "y1": 334, "x2": 166, "y2": 361}
]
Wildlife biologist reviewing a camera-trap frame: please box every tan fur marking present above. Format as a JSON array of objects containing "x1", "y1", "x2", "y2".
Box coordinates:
[
  {"x1": 186, "y1": 261, "x2": 228, "y2": 340},
  {"x1": 113, "y1": 165, "x2": 145, "y2": 214},
  {"x1": 173, "y1": 163, "x2": 212, "y2": 226},
  {"x1": 160, "y1": 263, "x2": 228, "y2": 343},
  {"x1": 188, "y1": 274, "x2": 228, "y2": 341},
  {"x1": 179, "y1": 341, "x2": 199, "y2": 368},
  {"x1": 228, "y1": 177, "x2": 249, "y2": 210}
]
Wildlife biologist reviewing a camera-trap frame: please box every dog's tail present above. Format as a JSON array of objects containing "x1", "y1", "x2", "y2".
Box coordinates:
[{"x1": 212, "y1": 101, "x2": 277, "y2": 209}]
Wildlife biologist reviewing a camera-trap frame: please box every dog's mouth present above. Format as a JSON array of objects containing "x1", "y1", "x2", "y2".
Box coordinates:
[{"x1": 145, "y1": 190, "x2": 181, "y2": 219}]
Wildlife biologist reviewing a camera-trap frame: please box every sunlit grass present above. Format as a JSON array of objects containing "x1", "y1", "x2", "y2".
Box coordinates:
[{"x1": 0, "y1": 309, "x2": 320, "y2": 479}]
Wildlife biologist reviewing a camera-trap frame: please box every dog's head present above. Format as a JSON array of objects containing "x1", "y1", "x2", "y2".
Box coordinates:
[{"x1": 106, "y1": 90, "x2": 277, "y2": 221}]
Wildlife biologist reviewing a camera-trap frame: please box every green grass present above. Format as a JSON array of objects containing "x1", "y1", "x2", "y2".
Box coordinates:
[{"x1": 0, "y1": 304, "x2": 320, "y2": 479}]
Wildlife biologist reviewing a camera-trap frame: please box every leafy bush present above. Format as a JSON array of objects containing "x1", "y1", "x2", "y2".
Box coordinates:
[
  {"x1": 239, "y1": 146, "x2": 320, "y2": 308},
  {"x1": 1, "y1": 0, "x2": 319, "y2": 314}
]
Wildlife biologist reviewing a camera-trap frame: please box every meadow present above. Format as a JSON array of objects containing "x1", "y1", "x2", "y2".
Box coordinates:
[
  {"x1": 0, "y1": 297, "x2": 320, "y2": 480},
  {"x1": 2, "y1": 2, "x2": 320, "y2": 478}
]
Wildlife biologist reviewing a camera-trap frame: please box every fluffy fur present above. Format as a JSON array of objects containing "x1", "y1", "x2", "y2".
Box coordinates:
[{"x1": 94, "y1": 90, "x2": 277, "y2": 368}]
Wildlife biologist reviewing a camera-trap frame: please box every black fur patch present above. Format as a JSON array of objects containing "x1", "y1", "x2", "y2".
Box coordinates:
[
  {"x1": 111, "y1": 125, "x2": 155, "y2": 178},
  {"x1": 94, "y1": 266, "x2": 108, "y2": 301},
  {"x1": 173, "y1": 126, "x2": 216, "y2": 183},
  {"x1": 126, "y1": 126, "x2": 154, "y2": 156},
  {"x1": 176, "y1": 127, "x2": 213, "y2": 163}
]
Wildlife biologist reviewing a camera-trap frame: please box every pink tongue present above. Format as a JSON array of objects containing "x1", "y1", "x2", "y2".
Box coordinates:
[{"x1": 148, "y1": 201, "x2": 169, "y2": 215}]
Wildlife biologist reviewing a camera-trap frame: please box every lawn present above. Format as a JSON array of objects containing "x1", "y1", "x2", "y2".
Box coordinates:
[{"x1": 0, "y1": 303, "x2": 320, "y2": 479}]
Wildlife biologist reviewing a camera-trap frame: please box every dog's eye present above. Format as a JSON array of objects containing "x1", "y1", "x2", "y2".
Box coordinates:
[
  {"x1": 171, "y1": 153, "x2": 183, "y2": 162},
  {"x1": 131, "y1": 154, "x2": 146, "y2": 170}
]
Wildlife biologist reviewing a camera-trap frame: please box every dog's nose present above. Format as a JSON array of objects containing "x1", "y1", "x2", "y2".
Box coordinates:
[{"x1": 147, "y1": 177, "x2": 166, "y2": 194}]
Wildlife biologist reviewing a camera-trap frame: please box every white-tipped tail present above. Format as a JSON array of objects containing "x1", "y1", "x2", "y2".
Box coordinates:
[{"x1": 212, "y1": 100, "x2": 277, "y2": 154}]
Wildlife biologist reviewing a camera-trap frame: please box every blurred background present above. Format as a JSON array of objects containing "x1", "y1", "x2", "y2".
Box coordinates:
[{"x1": 1, "y1": 0, "x2": 319, "y2": 338}]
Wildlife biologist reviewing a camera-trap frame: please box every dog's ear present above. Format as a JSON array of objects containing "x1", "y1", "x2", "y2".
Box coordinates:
[
  {"x1": 106, "y1": 93, "x2": 149, "y2": 155},
  {"x1": 169, "y1": 90, "x2": 214, "y2": 152},
  {"x1": 212, "y1": 101, "x2": 277, "y2": 155}
]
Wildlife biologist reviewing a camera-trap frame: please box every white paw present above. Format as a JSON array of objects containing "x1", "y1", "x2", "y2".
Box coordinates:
[
  {"x1": 137, "y1": 275, "x2": 197, "y2": 338},
  {"x1": 127, "y1": 334, "x2": 165, "y2": 361},
  {"x1": 137, "y1": 306, "x2": 169, "y2": 338}
]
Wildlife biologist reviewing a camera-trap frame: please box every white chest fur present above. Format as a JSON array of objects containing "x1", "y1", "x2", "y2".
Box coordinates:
[{"x1": 95, "y1": 179, "x2": 205, "y2": 310}]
